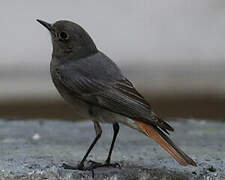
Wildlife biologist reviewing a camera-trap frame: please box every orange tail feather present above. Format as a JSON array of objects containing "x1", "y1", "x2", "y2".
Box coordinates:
[{"x1": 134, "y1": 120, "x2": 197, "y2": 166}]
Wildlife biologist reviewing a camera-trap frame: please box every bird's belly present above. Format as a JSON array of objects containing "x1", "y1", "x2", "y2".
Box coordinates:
[
  {"x1": 51, "y1": 72, "x2": 140, "y2": 130},
  {"x1": 52, "y1": 76, "x2": 140, "y2": 130},
  {"x1": 65, "y1": 96, "x2": 91, "y2": 120}
]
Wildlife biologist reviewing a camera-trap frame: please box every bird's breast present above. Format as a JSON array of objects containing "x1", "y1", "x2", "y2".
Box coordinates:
[{"x1": 50, "y1": 67, "x2": 91, "y2": 120}]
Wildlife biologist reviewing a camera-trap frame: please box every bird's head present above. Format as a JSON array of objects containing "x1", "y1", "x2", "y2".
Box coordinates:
[{"x1": 37, "y1": 19, "x2": 97, "y2": 59}]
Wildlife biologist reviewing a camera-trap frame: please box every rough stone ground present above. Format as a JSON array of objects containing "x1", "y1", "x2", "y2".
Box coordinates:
[{"x1": 0, "y1": 118, "x2": 224, "y2": 180}]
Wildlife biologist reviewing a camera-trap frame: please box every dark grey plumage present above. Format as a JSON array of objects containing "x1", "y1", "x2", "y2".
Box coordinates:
[
  {"x1": 37, "y1": 19, "x2": 197, "y2": 170},
  {"x1": 51, "y1": 51, "x2": 172, "y2": 132}
]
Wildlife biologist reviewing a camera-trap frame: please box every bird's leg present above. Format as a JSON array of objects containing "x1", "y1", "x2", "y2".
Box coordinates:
[
  {"x1": 62, "y1": 121, "x2": 102, "y2": 170},
  {"x1": 87, "y1": 123, "x2": 120, "y2": 169},
  {"x1": 105, "y1": 123, "x2": 120, "y2": 166}
]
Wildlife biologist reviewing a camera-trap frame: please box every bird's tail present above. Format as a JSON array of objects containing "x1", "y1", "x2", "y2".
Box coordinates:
[{"x1": 134, "y1": 120, "x2": 197, "y2": 166}]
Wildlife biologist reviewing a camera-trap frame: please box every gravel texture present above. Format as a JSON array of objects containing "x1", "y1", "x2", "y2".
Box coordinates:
[{"x1": 0, "y1": 118, "x2": 224, "y2": 179}]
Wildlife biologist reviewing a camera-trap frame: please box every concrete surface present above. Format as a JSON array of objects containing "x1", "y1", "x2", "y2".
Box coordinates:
[{"x1": 0, "y1": 118, "x2": 224, "y2": 180}]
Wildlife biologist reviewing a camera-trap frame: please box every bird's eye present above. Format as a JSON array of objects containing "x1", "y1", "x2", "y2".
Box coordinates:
[{"x1": 59, "y1": 32, "x2": 69, "y2": 40}]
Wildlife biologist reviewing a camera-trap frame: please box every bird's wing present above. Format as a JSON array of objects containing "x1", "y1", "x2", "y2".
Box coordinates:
[{"x1": 54, "y1": 64, "x2": 173, "y2": 133}]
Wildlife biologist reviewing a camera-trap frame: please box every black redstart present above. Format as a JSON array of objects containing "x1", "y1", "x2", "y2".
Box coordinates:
[{"x1": 37, "y1": 19, "x2": 197, "y2": 170}]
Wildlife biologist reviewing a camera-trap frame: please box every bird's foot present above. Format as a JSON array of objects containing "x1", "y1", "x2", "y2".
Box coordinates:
[
  {"x1": 62, "y1": 163, "x2": 84, "y2": 170},
  {"x1": 86, "y1": 160, "x2": 121, "y2": 170},
  {"x1": 62, "y1": 160, "x2": 121, "y2": 171}
]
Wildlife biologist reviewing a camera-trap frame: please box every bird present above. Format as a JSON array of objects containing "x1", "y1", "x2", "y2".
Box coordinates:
[{"x1": 37, "y1": 19, "x2": 197, "y2": 170}]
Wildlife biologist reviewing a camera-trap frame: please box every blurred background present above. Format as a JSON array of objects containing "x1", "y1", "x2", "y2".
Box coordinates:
[{"x1": 0, "y1": 0, "x2": 225, "y2": 120}]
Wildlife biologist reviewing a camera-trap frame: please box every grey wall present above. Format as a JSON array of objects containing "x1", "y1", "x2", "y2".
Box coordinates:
[{"x1": 1, "y1": 0, "x2": 225, "y2": 101}]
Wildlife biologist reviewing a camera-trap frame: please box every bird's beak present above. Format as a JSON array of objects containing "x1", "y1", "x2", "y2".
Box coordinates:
[{"x1": 36, "y1": 19, "x2": 52, "y2": 31}]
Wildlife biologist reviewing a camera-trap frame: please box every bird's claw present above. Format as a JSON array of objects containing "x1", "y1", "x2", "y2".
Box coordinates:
[
  {"x1": 62, "y1": 160, "x2": 121, "y2": 171},
  {"x1": 62, "y1": 163, "x2": 84, "y2": 170},
  {"x1": 86, "y1": 160, "x2": 121, "y2": 170}
]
